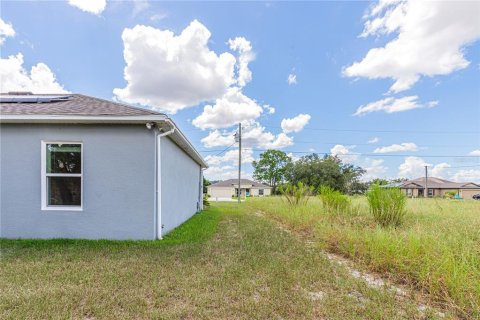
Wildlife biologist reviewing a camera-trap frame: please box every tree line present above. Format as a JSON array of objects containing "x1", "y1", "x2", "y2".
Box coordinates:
[{"x1": 251, "y1": 149, "x2": 405, "y2": 195}]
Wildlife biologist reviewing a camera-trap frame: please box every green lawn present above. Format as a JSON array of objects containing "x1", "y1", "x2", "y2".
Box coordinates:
[
  {"x1": 0, "y1": 203, "x2": 445, "y2": 319},
  {"x1": 245, "y1": 197, "x2": 480, "y2": 319}
]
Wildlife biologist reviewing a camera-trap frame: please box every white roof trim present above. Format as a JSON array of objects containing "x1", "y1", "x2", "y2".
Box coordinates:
[{"x1": 0, "y1": 114, "x2": 167, "y2": 123}]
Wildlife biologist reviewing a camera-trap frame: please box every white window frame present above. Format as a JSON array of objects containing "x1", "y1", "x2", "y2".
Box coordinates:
[{"x1": 41, "y1": 141, "x2": 83, "y2": 211}]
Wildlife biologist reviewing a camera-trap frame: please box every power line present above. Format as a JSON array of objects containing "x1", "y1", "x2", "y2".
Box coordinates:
[
  {"x1": 262, "y1": 125, "x2": 480, "y2": 135},
  {"x1": 181, "y1": 126, "x2": 480, "y2": 135},
  {"x1": 283, "y1": 141, "x2": 480, "y2": 148},
  {"x1": 431, "y1": 164, "x2": 480, "y2": 169},
  {"x1": 200, "y1": 148, "x2": 480, "y2": 158},
  {"x1": 208, "y1": 142, "x2": 236, "y2": 157}
]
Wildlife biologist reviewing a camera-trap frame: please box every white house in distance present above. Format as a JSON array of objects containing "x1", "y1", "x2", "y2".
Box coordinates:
[
  {"x1": 207, "y1": 179, "x2": 271, "y2": 200},
  {"x1": 0, "y1": 93, "x2": 208, "y2": 240}
]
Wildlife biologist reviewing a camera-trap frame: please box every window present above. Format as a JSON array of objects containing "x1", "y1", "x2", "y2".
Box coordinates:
[
  {"x1": 428, "y1": 188, "x2": 434, "y2": 197},
  {"x1": 259, "y1": 189, "x2": 264, "y2": 196},
  {"x1": 42, "y1": 142, "x2": 82, "y2": 210}
]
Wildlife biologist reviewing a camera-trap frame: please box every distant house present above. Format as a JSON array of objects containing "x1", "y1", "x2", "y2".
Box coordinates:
[
  {"x1": 398, "y1": 177, "x2": 480, "y2": 198},
  {"x1": 207, "y1": 179, "x2": 271, "y2": 199},
  {"x1": 0, "y1": 93, "x2": 208, "y2": 240}
]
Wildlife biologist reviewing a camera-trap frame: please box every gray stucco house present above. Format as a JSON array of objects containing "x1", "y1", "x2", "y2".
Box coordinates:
[{"x1": 0, "y1": 93, "x2": 207, "y2": 240}]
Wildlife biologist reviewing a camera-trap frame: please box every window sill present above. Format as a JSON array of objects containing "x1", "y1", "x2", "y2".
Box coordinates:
[{"x1": 42, "y1": 206, "x2": 83, "y2": 212}]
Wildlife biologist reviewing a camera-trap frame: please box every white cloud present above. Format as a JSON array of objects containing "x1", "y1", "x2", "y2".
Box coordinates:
[
  {"x1": 431, "y1": 162, "x2": 450, "y2": 179},
  {"x1": 344, "y1": 1, "x2": 480, "y2": 93},
  {"x1": 263, "y1": 105, "x2": 275, "y2": 114},
  {"x1": 0, "y1": 18, "x2": 15, "y2": 45},
  {"x1": 287, "y1": 73, "x2": 297, "y2": 85},
  {"x1": 259, "y1": 132, "x2": 293, "y2": 149},
  {"x1": 68, "y1": 0, "x2": 106, "y2": 15},
  {"x1": 398, "y1": 156, "x2": 428, "y2": 179},
  {"x1": 192, "y1": 88, "x2": 264, "y2": 130},
  {"x1": 192, "y1": 38, "x2": 258, "y2": 129},
  {"x1": 201, "y1": 129, "x2": 235, "y2": 148},
  {"x1": 204, "y1": 165, "x2": 252, "y2": 181},
  {"x1": 330, "y1": 144, "x2": 359, "y2": 163},
  {"x1": 0, "y1": 53, "x2": 68, "y2": 93},
  {"x1": 354, "y1": 95, "x2": 437, "y2": 116},
  {"x1": 451, "y1": 170, "x2": 480, "y2": 183},
  {"x1": 201, "y1": 122, "x2": 293, "y2": 150},
  {"x1": 132, "y1": 0, "x2": 150, "y2": 17},
  {"x1": 362, "y1": 158, "x2": 388, "y2": 181},
  {"x1": 242, "y1": 123, "x2": 293, "y2": 149},
  {"x1": 228, "y1": 37, "x2": 255, "y2": 87},
  {"x1": 203, "y1": 148, "x2": 254, "y2": 181},
  {"x1": 373, "y1": 142, "x2": 418, "y2": 153},
  {"x1": 205, "y1": 148, "x2": 253, "y2": 166},
  {"x1": 114, "y1": 20, "x2": 237, "y2": 113},
  {"x1": 368, "y1": 137, "x2": 380, "y2": 144},
  {"x1": 281, "y1": 113, "x2": 311, "y2": 133},
  {"x1": 469, "y1": 149, "x2": 480, "y2": 156},
  {"x1": 287, "y1": 152, "x2": 300, "y2": 162},
  {"x1": 150, "y1": 13, "x2": 167, "y2": 22},
  {"x1": 398, "y1": 157, "x2": 456, "y2": 180}
]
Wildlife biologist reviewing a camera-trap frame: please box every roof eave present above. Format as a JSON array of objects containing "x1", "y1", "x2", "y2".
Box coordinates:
[
  {"x1": 0, "y1": 114, "x2": 167, "y2": 123},
  {"x1": 162, "y1": 117, "x2": 208, "y2": 169}
]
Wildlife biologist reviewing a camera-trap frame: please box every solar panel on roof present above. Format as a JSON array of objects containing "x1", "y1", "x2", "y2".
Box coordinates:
[{"x1": 0, "y1": 95, "x2": 71, "y2": 103}]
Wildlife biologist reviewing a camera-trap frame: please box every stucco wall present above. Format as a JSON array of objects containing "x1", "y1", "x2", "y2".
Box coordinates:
[
  {"x1": 0, "y1": 124, "x2": 156, "y2": 240},
  {"x1": 160, "y1": 136, "x2": 201, "y2": 235},
  {"x1": 208, "y1": 186, "x2": 235, "y2": 198},
  {"x1": 208, "y1": 186, "x2": 271, "y2": 198},
  {"x1": 461, "y1": 189, "x2": 480, "y2": 199}
]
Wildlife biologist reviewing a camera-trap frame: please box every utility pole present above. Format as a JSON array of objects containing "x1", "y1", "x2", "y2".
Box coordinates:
[
  {"x1": 425, "y1": 165, "x2": 428, "y2": 198},
  {"x1": 235, "y1": 123, "x2": 242, "y2": 203}
]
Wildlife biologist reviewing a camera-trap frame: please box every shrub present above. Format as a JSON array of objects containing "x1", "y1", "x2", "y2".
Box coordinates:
[
  {"x1": 278, "y1": 182, "x2": 314, "y2": 206},
  {"x1": 444, "y1": 191, "x2": 458, "y2": 199},
  {"x1": 203, "y1": 194, "x2": 210, "y2": 208},
  {"x1": 367, "y1": 184, "x2": 406, "y2": 227},
  {"x1": 319, "y1": 185, "x2": 350, "y2": 213}
]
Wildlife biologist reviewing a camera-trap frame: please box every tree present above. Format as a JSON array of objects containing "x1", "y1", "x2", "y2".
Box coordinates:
[
  {"x1": 203, "y1": 177, "x2": 211, "y2": 194},
  {"x1": 252, "y1": 150, "x2": 292, "y2": 193},
  {"x1": 285, "y1": 154, "x2": 366, "y2": 194},
  {"x1": 369, "y1": 178, "x2": 389, "y2": 186}
]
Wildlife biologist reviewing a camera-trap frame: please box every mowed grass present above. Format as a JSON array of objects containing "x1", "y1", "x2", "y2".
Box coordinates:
[
  {"x1": 246, "y1": 197, "x2": 480, "y2": 318},
  {"x1": 1, "y1": 204, "x2": 437, "y2": 319}
]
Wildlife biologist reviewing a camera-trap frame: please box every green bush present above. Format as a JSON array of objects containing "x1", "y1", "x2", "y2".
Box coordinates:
[
  {"x1": 278, "y1": 182, "x2": 314, "y2": 206},
  {"x1": 319, "y1": 185, "x2": 350, "y2": 213},
  {"x1": 203, "y1": 194, "x2": 210, "y2": 208},
  {"x1": 367, "y1": 184, "x2": 406, "y2": 227},
  {"x1": 444, "y1": 190, "x2": 458, "y2": 199}
]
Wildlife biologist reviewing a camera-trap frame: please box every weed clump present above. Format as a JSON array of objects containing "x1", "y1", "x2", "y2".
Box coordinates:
[
  {"x1": 367, "y1": 184, "x2": 406, "y2": 227},
  {"x1": 319, "y1": 185, "x2": 350, "y2": 214},
  {"x1": 278, "y1": 182, "x2": 314, "y2": 206}
]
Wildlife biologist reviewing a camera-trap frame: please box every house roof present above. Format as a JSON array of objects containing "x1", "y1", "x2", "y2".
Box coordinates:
[
  {"x1": 209, "y1": 179, "x2": 271, "y2": 188},
  {"x1": 399, "y1": 177, "x2": 480, "y2": 189},
  {"x1": 0, "y1": 92, "x2": 207, "y2": 168},
  {"x1": 0, "y1": 93, "x2": 161, "y2": 116}
]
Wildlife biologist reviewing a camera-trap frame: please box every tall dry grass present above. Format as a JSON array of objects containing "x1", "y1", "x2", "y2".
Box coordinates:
[
  {"x1": 367, "y1": 184, "x2": 407, "y2": 227},
  {"x1": 319, "y1": 185, "x2": 351, "y2": 214},
  {"x1": 246, "y1": 196, "x2": 480, "y2": 318}
]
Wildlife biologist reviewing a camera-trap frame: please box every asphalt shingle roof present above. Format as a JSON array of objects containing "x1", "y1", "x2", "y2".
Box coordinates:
[
  {"x1": 0, "y1": 93, "x2": 162, "y2": 116},
  {"x1": 400, "y1": 177, "x2": 480, "y2": 189}
]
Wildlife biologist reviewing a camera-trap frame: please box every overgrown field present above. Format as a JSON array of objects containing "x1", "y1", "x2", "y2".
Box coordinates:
[
  {"x1": 2, "y1": 204, "x2": 440, "y2": 319},
  {"x1": 246, "y1": 197, "x2": 480, "y2": 318}
]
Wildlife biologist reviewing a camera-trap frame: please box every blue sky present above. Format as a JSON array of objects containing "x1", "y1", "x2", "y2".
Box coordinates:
[{"x1": 1, "y1": 1, "x2": 479, "y2": 182}]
